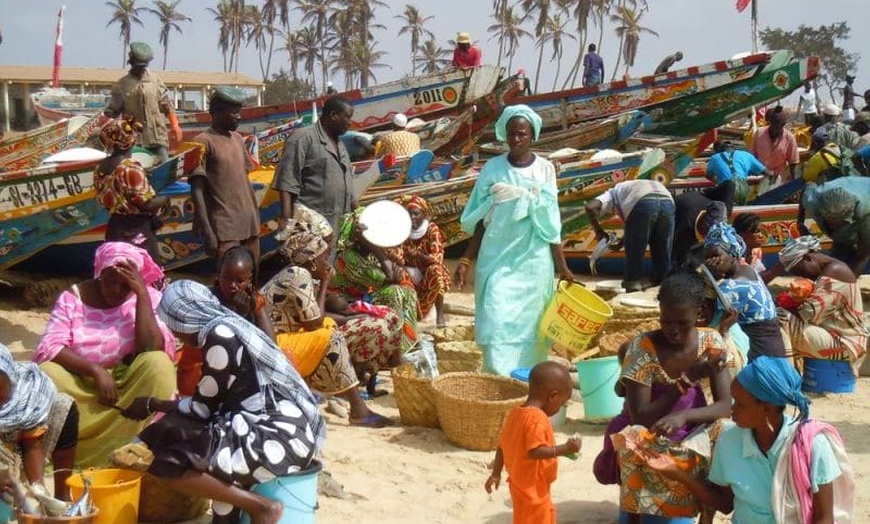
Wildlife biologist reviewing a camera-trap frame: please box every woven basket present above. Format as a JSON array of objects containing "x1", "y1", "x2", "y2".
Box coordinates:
[
  {"x1": 436, "y1": 341, "x2": 483, "y2": 363},
  {"x1": 392, "y1": 364, "x2": 439, "y2": 428},
  {"x1": 431, "y1": 372, "x2": 529, "y2": 451},
  {"x1": 431, "y1": 325, "x2": 475, "y2": 343},
  {"x1": 597, "y1": 320, "x2": 660, "y2": 357},
  {"x1": 437, "y1": 359, "x2": 483, "y2": 374},
  {"x1": 110, "y1": 443, "x2": 210, "y2": 523}
]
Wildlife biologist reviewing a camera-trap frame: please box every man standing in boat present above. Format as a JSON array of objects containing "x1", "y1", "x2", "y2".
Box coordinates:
[
  {"x1": 273, "y1": 96, "x2": 354, "y2": 239},
  {"x1": 452, "y1": 32, "x2": 481, "y2": 70},
  {"x1": 105, "y1": 42, "x2": 182, "y2": 164},
  {"x1": 654, "y1": 51, "x2": 683, "y2": 75},
  {"x1": 189, "y1": 88, "x2": 261, "y2": 264},
  {"x1": 750, "y1": 106, "x2": 799, "y2": 182},
  {"x1": 582, "y1": 44, "x2": 604, "y2": 86}
]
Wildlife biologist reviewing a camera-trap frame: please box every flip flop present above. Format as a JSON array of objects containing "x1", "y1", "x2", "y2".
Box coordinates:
[{"x1": 349, "y1": 413, "x2": 393, "y2": 428}]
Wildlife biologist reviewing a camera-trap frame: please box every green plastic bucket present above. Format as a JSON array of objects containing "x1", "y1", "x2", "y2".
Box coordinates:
[
  {"x1": 576, "y1": 356, "x2": 624, "y2": 422},
  {"x1": 241, "y1": 460, "x2": 322, "y2": 524}
]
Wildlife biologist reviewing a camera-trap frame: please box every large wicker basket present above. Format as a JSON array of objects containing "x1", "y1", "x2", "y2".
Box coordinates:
[
  {"x1": 392, "y1": 364, "x2": 439, "y2": 428},
  {"x1": 431, "y1": 372, "x2": 529, "y2": 451},
  {"x1": 435, "y1": 340, "x2": 484, "y2": 374}
]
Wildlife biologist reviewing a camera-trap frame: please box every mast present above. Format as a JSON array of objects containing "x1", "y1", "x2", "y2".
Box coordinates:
[
  {"x1": 751, "y1": 0, "x2": 759, "y2": 53},
  {"x1": 51, "y1": 6, "x2": 66, "y2": 88}
]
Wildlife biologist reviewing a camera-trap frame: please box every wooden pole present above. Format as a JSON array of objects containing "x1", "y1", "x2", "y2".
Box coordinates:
[{"x1": 751, "y1": 0, "x2": 759, "y2": 53}]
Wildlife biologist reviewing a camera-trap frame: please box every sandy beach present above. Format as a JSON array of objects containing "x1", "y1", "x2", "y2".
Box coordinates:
[{"x1": 1, "y1": 277, "x2": 867, "y2": 524}]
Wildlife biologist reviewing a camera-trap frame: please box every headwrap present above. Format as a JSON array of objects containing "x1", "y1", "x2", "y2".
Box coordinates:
[
  {"x1": 395, "y1": 195, "x2": 430, "y2": 216},
  {"x1": 818, "y1": 188, "x2": 857, "y2": 223},
  {"x1": 704, "y1": 222, "x2": 746, "y2": 259},
  {"x1": 778, "y1": 235, "x2": 821, "y2": 271},
  {"x1": 158, "y1": 280, "x2": 325, "y2": 450},
  {"x1": 495, "y1": 104, "x2": 542, "y2": 142},
  {"x1": 0, "y1": 344, "x2": 57, "y2": 435},
  {"x1": 280, "y1": 220, "x2": 329, "y2": 266},
  {"x1": 99, "y1": 116, "x2": 143, "y2": 152},
  {"x1": 736, "y1": 356, "x2": 810, "y2": 421},
  {"x1": 94, "y1": 241, "x2": 164, "y2": 285}
]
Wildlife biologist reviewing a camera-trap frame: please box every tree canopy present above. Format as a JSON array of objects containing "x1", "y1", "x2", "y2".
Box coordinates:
[
  {"x1": 262, "y1": 69, "x2": 316, "y2": 104},
  {"x1": 759, "y1": 22, "x2": 859, "y2": 101}
]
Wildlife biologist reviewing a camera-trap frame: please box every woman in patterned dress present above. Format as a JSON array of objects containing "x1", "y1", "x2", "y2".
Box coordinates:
[
  {"x1": 704, "y1": 223, "x2": 786, "y2": 361},
  {"x1": 264, "y1": 220, "x2": 403, "y2": 400},
  {"x1": 123, "y1": 280, "x2": 325, "y2": 524},
  {"x1": 394, "y1": 195, "x2": 451, "y2": 327},
  {"x1": 594, "y1": 272, "x2": 733, "y2": 524}
]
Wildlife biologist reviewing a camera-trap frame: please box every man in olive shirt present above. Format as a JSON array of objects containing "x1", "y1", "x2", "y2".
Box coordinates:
[
  {"x1": 273, "y1": 96, "x2": 354, "y2": 236},
  {"x1": 190, "y1": 88, "x2": 260, "y2": 263},
  {"x1": 105, "y1": 42, "x2": 182, "y2": 163}
]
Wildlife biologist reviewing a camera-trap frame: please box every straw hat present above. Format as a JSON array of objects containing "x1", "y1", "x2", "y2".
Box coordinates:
[{"x1": 456, "y1": 32, "x2": 472, "y2": 44}]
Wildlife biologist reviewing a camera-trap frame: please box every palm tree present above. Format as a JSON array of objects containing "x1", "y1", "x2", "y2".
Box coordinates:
[
  {"x1": 395, "y1": 5, "x2": 434, "y2": 75},
  {"x1": 261, "y1": 0, "x2": 293, "y2": 79},
  {"x1": 490, "y1": 0, "x2": 509, "y2": 66},
  {"x1": 326, "y1": 9, "x2": 357, "y2": 89},
  {"x1": 544, "y1": 13, "x2": 575, "y2": 90},
  {"x1": 332, "y1": 39, "x2": 390, "y2": 88},
  {"x1": 487, "y1": 5, "x2": 531, "y2": 75},
  {"x1": 520, "y1": 0, "x2": 552, "y2": 93},
  {"x1": 207, "y1": 0, "x2": 245, "y2": 72},
  {"x1": 244, "y1": 4, "x2": 271, "y2": 80},
  {"x1": 416, "y1": 39, "x2": 451, "y2": 74},
  {"x1": 609, "y1": 0, "x2": 650, "y2": 80},
  {"x1": 610, "y1": 4, "x2": 657, "y2": 77},
  {"x1": 106, "y1": 0, "x2": 145, "y2": 66},
  {"x1": 295, "y1": 27, "x2": 321, "y2": 90},
  {"x1": 279, "y1": 30, "x2": 301, "y2": 80},
  {"x1": 563, "y1": 0, "x2": 595, "y2": 88},
  {"x1": 342, "y1": 0, "x2": 388, "y2": 49},
  {"x1": 296, "y1": 0, "x2": 335, "y2": 92},
  {"x1": 146, "y1": 0, "x2": 191, "y2": 70}
]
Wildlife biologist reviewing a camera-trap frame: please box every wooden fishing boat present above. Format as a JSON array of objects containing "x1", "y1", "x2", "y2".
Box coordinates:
[
  {"x1": 32, "y1": 158, "x2": 389, "y2": 273},
  {"x1": 478, "y1": 110, "x2": 649, "y2": 156},
  {"x1": 644, "y1": 56, "x2": 821, "y2": 136},
  {"x1": 173, "y1": 66, "x2": 506, "y2": 137},
  {"x1": 1, "y1": 146, "x2": 201, "y2": 269},
  {"x1": 31, "y1": 88, "x2": 111, "y2": 126},
  {"x1": 516, "y1": 52, "x2": 780, "y2": 132},
  {"x1": 0, "y1": 113, "x2": 105, "y2": 172}
]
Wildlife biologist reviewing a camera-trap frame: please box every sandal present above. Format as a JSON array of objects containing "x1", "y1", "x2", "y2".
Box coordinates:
[{"x1": 349, "y1": 413, "x2": 393, "y2": 428}]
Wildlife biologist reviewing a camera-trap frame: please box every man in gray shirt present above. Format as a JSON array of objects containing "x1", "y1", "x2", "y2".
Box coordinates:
[{"x1": 273, "y1": 96, "x2": 354, "y2": 236}]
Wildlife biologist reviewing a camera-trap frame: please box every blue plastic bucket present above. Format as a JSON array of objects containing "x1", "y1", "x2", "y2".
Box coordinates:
[
  {"x1": 575, "y1": 356, "x2": 624, "y2": 422},
  {"x1": 241, "y1": 460, "x2": 322, "y2": 524},
  {"x1": 510, "y1": 367, "x2": 568, "y2": 428},
  {"x1": 802, "y1": 358, "x2": 855, "y2": 394},
  {"x1": 0, "y1": 500, "x2": 11, "y2": 524}
]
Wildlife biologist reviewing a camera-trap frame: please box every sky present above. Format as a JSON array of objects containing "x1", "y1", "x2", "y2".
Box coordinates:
[{"x1": 1, "y1": 0, "x2": 867, "y2": 107}]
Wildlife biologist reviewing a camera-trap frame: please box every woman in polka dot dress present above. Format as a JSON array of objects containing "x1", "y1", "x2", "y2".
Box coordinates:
[{"x1": 122, "y1": 280, "x2": 325, "y2": 524}]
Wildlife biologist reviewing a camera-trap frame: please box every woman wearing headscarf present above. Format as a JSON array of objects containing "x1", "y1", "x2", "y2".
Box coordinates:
[
  {"x1": 645, "y1": 357, "x2": 854, "y2": 523},
  {"x1": 122, "y1": 280, "x2": 325, "y2": 524},
  {"x1": 394, "y1": 195, "x2": 451, "y2": 327},
  {"x1": 331, "y1": 209, "x2": 420, "y2": 354},
  {"x1": 703, "y1": 223, "x2": 785, "y2": 361},
  {"x1": 454, "y1": 105, "x2": 576, "y2": 376},
  {"x1": 777, "y1": 236, "x2": 867, "y2": 374},
  {"x1": 95, "y1": 115, "x2": 169, "y2": 261},
  {"x1": 0, "y1": 343, "x2": 78, "y2": 500},
  {"x1": 260, "y1": 221, "x2": 392, "y2": 427},
  {"x1": 34, "y1": 242, "x2": 176, "y2": 467}
]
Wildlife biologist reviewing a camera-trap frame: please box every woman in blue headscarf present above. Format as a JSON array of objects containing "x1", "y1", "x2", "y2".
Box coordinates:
[
  {"x1": 644, "y1": 356, "x2": 854, "y2": 524},
  {"x1": 703, "y1": 223, "x2": 785, "y2": 361},
  {"x1": 454, "y1": 105, "x2": 576, "y2": 375}
]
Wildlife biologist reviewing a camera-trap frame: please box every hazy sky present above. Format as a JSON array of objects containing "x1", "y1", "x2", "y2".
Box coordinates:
[{"x1": 1, "y1": 0, "x2": 867, "y2": 106}]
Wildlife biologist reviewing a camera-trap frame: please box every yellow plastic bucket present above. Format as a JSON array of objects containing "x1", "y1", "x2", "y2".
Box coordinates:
[
  {"x1": 539, "y1": 281, "x2": 613, "y2": 350},
  {"x1": 67, "y1": 469, "x2": 141, "y2": 524}
]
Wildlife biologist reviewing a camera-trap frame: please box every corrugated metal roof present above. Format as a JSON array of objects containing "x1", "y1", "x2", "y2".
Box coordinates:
[{"x1": 0, "y1": 65, "x2": 263, "y2": 88}]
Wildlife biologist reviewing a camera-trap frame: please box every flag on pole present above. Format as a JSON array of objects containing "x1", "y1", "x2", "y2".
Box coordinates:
[
  {"x1": 51, "y1": 6, "x2": 65, "y2": 88},
  {"x1": 736, "y1": 0, "x2": 751, "y2": 12}
]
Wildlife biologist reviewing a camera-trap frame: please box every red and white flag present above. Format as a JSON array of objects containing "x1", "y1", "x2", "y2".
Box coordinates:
[
  {"x1": 51, "y1": 6, "x2": 65, "y2": 87},
  {"x1": 736, "y1": 0, "x2": 751, "y2": 12}
]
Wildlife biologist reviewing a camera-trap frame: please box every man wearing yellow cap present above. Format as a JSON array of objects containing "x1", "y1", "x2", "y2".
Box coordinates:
[{"x1": 452, "y1": 32, "x2": 481, "y2": 70}]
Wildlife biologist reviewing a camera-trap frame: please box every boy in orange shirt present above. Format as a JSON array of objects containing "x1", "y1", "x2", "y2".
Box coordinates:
[{"x1": 485, "y1": 362, "x2": 581, "y2": 523}]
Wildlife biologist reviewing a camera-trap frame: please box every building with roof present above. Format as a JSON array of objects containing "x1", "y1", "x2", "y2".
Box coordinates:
[{"x1": 0, "y1": 65, "x2": 264, "y2": 132}]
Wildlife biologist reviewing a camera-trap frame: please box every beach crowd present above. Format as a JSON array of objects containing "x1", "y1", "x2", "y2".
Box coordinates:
[{"x1": 1, "y1": 40, "x2": 867, "y2": 524}]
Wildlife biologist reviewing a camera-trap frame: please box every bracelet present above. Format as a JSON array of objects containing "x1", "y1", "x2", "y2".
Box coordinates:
[
  {"x1": 459, "y1": 257, "x2": 473, "y2": 266},
  {"x1": 146, "y1": 397, "x2": 153, "y2": 415}
]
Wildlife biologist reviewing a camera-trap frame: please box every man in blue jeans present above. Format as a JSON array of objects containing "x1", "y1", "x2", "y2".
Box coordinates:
[{"x1": 586, "y1": 180, "x2": 675, "y2": 292}]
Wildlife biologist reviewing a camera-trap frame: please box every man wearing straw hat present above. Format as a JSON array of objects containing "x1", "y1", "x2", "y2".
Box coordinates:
[{"x1": 452, "y1": 32, "x2": 481, "y2": 70}]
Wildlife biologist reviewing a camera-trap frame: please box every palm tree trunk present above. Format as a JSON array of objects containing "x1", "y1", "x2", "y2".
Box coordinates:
[
  {"x1": 553, "y1": 54, "x2": 562, "y2": 91},
  {"x1": 123, "y1": 33, "x2": 129, "y2": 68},
  {"x1": 163, "y1": 41, "x2": 168, "y2": 70},
  {"x1": 265, "y1": 31, "x2": 275, "y2": 80},
  {"x1": 567, "y1": 31, "x2": 588, "y2": 89},
  {"x1": 533, "y1": 40, "x2": 545, "y2": 94},
  {"x1": 507, "y1": 54, "x2": 514, "y2": 77}
]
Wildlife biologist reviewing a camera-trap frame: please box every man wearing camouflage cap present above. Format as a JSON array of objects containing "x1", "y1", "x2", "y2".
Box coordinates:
[{"x1": 105, "y1": 42, "x2": 182, "y2": 163}]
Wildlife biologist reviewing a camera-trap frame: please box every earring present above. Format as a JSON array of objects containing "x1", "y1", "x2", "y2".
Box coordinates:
[{"x1": 765, "y1": 415, "x2": 775, "y2": 433}]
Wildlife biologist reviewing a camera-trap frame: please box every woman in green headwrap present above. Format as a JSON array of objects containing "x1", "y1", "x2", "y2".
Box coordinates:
[{"x1": 454, "y1": 104, "x2": 576, "y2": 376}]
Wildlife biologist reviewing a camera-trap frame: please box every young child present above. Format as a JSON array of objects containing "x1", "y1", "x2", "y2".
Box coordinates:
[{"x1": 485, "y1": 361, "x2": 581, "y2": 523}]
